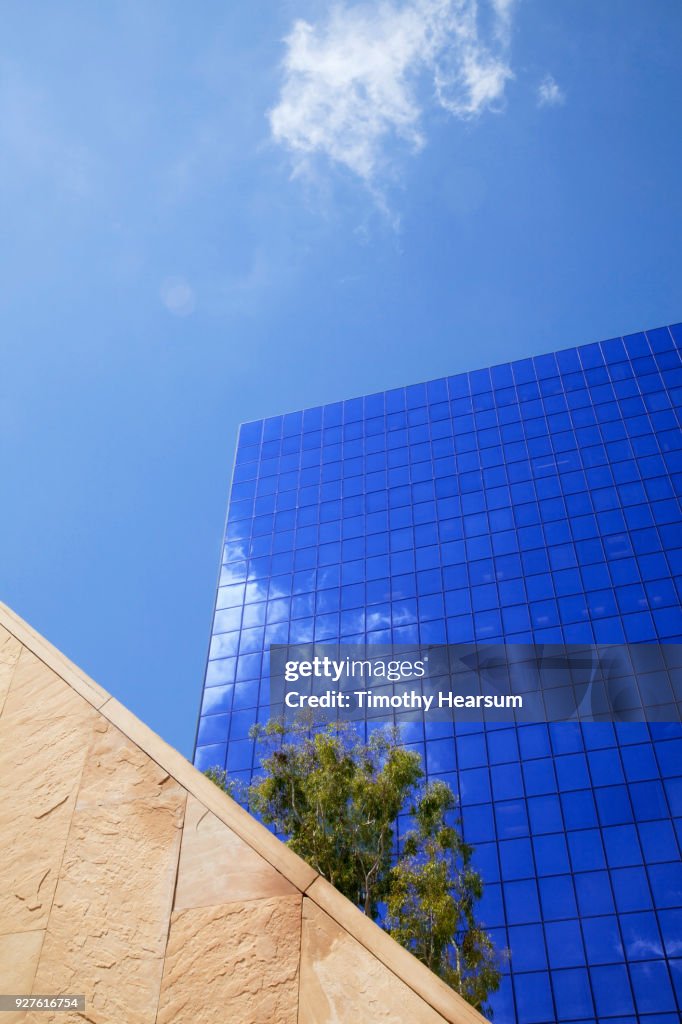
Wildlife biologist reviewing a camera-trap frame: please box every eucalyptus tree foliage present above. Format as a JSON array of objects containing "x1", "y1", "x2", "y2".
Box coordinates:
[
  {"x1": 206, "y1": 718, "x2": 503, "y2": 1014},
  {"x1": 385, "y1": 779, "x2": 504, "y2": 1015}
]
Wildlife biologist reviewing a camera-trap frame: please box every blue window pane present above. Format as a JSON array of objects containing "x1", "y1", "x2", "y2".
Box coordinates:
[
  {"x1": 630, "y1": 779, "x2": 670, "y2": 820},
  {"x1": 504, "y1": 879, "x2": 541, "y2": 924},
  {"x1": 463, "y1": 804, "x2": 496, "y2": 844},
  {"x1": 499, "y1": 838, "x2": 535, "y2": 880},
  {"x1": 582, "y1": 916, "x2": 624, "y2": 965},
  {"x1": 561, "y1": 789, "x2": 598, "y2": 830},
  {"x1": 620, "y1": 911, "x2": 663, "y2": 961},
  {"x1": 551, "y1": 967, "x2": 594, "y2": 1020},
  {"x1": 459, "y1": 767, "x2": 491, "y2": 805},
  {"x1": 487, "y1": 728, "x2": 520, "y2": 764},
  {"x1": 588, "y1": 747, "x2": 625, "y2": 786},
  {"x1": 528, "y1": 794, "x2": 564, "y2": 835},
  {"x1": 201, "y1": 684, "x2": 234, "y2": 715},
  {"x1": 572, "y1": 876, "x2": 610, "y2": 926},
  {"x1": 495, "y1": 800, "x2": 529, "y2": 839},
  {"x1": 544, "y1": 724, "x2": 581, "y2": 757},
  {"x1": 491, "y1": 763, "x2": 524, "y2": 800},
  {"x1": 539, "y1": 875, "x2": 577, "y2": 920},
  {"x1": 545, "y1": 920, "x2": 585, "y2": 967},
  {"x1": 603, "y1": 825, "x2": 642, "y2": 868},
  {"x1": 457, "y1": 733, "x2": 488, "y2": 768},
  {"x1": 194, "y1": 743, "x2": 226, "y2": 772},
  {"x1": 226, "y1": 739, "x2": 254, "y2": 772},
  {"x1": 596, "y1": 786, "x2": 634, "y2": 826},
  {"x1": 425, "y1": 738, "x2": 456, "y2": 774},
  {"x1": 523, "y1": 759, "x2": 558, "y2": 796},
  {"x1": 567, "y1": 829, "x2": 606, "y2": 872},
  {"x1": 638, "y1": 819, "x2": 679, "y2": 862},
  {"x1": 534, "y1": 833, "x2": 570, "y2": 876},
  {"x1": 630, "y1": 961, "x2": 676, "y2": 1014},
  {"x1": 556, "y1": 754, "x2": 590, "y2": 791},
  {"x1": 509, "y1": 924, "x2": 547, "y2": 970},
  {"x1": 590, "y1": 964, "x2": 635, "y2": 1016},
  {"x1": 196, "y1": 714, "x2": 229, "y2": 746},
  {"x1": 514, "y1": 972, "x2": 554, "y2": 1024},
  {"x1": 612, "y1": 867, "x2": 654, "y2": 912}
]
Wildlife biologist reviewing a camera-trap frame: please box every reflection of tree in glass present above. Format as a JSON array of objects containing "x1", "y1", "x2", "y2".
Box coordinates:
[{"x1": 207, "y1": 717, "x2": 505, "y2": 1016}]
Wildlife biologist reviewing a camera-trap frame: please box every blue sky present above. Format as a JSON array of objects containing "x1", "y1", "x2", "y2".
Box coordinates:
[{"x1": 1, "y1": 0, "x2": 680, "y2": 756}]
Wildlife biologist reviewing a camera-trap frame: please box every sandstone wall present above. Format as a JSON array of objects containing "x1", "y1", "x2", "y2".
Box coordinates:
[{"x1": 0, "y1": 605, "x2": 487, "y2": 1024}]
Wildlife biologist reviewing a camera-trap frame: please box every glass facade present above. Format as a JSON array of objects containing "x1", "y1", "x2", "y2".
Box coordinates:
[{"x1": 195, "y1": 323, "x2": 682, "y2": 1024}]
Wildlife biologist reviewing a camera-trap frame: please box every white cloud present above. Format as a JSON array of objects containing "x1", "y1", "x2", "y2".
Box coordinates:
[
  {"x1": 269, "y1": 0, "x2": 515, "y2": 186},
  {"x1": 537, "y1": 73, "x2": 565, "y2": 108}
]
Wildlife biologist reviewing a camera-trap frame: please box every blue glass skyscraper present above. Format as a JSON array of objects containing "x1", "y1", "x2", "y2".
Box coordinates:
[{"x1": 195, "y1": 323, "x2": 682, "y2": 1023}]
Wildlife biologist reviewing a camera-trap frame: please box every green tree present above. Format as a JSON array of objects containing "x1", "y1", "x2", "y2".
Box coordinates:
[
  {"x1": 385, "y1": 779, "x2": 503, "y2": 1014},
  {"x1": 206, "y1": 718, "x2": 503, "y2": 1015}
]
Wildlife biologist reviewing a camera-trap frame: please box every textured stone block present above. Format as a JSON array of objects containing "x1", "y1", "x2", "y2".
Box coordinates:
[
  {"x1": 30, "y1": 722, "x2": 186, "y2": 1024},
  {"x1": 101, "y1": 695, "x2": 317, "y2": 892},
  {"x1": 299, "y1": 899, "x2": 448, "y2": 1024},
  {"x1": 306, "y1": 876, "x2": 482, "y2": 1024},
  {"x1": 174, "y1": 795, "x2": 297, "y2": 910},
  {"x1": 0, "y1": 930, "x2": 45, "y2": 1023},
  {"x1": 157, "y1": 896, "x2": 302, "y2": 1024},
  {"x1": 0, "y1": 649, "x2": 97, "y2": 935},
  {"x1": 0, "y1": 627, "x2": 21, "y2": 717}
]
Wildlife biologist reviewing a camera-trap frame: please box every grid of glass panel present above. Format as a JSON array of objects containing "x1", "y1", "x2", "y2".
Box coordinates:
[{"x1": 195, "y1": 323, "x2": 682, "y2": 1024}]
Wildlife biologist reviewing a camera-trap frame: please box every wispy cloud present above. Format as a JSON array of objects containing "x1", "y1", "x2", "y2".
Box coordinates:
[
  {"x1": 269, "y1": 0, "x2": 515, "y2": 188},
  {"x1": 537, "y1": 73, "x2": 565, "y2": 108}
]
